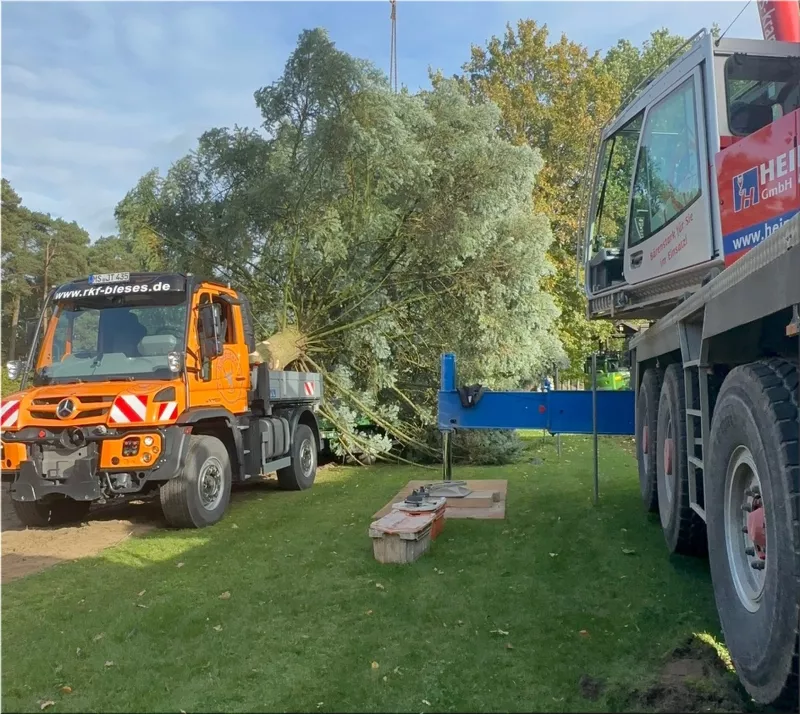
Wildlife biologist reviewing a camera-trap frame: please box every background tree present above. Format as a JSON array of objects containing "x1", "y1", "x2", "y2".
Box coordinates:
[
  {"x1": 1, "y1": 181, "x2": 95, "y2": 367},
  {"x1": 116, "y1": 28, "x2": 565, "y2": 462},
  {"x1": 1, "y1": 179, "x2": 37, "y2": 362},
  {"x1": 446, "y1": 23, "x2": 687, "y2": 379}
]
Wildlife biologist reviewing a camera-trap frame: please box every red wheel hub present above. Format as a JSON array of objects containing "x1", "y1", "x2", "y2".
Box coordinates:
[
  {"x1": 663, "y1": 437, "x2": 673, "y2": 475},
  {"x1": 642, "y1": 425, "x2": 648, "y2": 455}
]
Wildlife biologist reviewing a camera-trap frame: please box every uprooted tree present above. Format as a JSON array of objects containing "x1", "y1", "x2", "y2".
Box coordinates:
[{"x1": 115, "y1": 28, "x2": 566, "y2": 463}]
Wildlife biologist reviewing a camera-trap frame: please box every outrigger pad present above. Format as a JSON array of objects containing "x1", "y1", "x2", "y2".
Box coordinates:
[
  {"x1": 423, "y1": 481, "x2": 472, "y2": 498},
  {"x1": 457, "y1": 384, "x2": 485, "y2": 408}
]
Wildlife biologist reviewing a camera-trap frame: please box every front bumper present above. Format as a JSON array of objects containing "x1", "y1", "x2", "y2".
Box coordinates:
[
  {"x1": 6, "y1": 425, "x2": 191, "y2": 502},
  {"x1": 12, "y1": 456, "x2": 101, "y2": 502}
]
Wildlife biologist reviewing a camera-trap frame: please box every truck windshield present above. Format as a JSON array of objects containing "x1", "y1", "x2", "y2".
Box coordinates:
[
  {"x1": 33, "y1": 295, "x2": 187, "y2": 385},
  {"x1": 725, "y1": 54, "x2": 800, "y2": 136}
]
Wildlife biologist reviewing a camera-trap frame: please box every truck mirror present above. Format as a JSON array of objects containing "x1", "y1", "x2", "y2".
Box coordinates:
[
  {"x1": 6, "y1": 360, "x2": 24, "y2": 381},
  {"x1": 199, "y1": 304, "x2": 224, "y2": 360}
]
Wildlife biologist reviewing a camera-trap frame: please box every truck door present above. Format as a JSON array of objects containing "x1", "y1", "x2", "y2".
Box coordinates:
[
  {"x1": 624, "y1": 66, "x2": 715, "y2": 285},
  {"x1": 189, "y1": 290, "x2": 249, "y2": 413}
]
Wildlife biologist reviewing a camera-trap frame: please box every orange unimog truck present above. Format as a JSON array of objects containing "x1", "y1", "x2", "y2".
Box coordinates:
[{"x1": 0, "y1": 272, "x2": 323, "y2": 529}]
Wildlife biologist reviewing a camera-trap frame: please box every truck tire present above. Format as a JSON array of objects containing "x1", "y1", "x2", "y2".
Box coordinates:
[
  {"x1": 705, "y1": 359, "x2": 799, "y2": 706},
  {"x1": 277, "y1": 424, "x2": 317, "y2": 491},
  {"x1": 12, "y1": 497, "x2": 91, "y2": 528},
  {"x1": 160, "y1": 434, "x2": 232, "y2": 528},
  {"x1": 637, "y1": 367, "x2": 663, "y2": 512},
  {"x1": 656, "y1": 363, "x2": 707, "y2": 556}
]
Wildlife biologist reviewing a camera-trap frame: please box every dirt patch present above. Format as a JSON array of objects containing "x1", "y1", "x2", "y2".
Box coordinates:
[
  {"x1": 1, "y1": 463, "x2": 339, "y2": 583},
  {"x1": 2, "y1": 481, "x2": 160, "y2": 583},
  {"x1": 621, "y1": 635, "x2": 749, "y2": 713}
]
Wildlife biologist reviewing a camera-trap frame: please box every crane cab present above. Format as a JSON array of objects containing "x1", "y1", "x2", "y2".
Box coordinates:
[{"x1": 582, "y1": 30, "x2": 800, "y2": 320}]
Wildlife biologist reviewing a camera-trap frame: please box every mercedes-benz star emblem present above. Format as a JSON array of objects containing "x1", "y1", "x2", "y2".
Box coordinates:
[{"x1": 56, "y1": 398, "x2": 76, "y2": 420}]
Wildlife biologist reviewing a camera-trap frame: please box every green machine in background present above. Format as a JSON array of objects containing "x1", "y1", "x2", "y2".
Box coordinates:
[
  {"x1": 583, "y1": 321, "x2": 640, "y2": 391},
  {"x1": 318, "y1": 415, "x2": 381, "y2": 464},
  {"x1": 583, "y1": 351, "x2": 631, "y2": 391}
]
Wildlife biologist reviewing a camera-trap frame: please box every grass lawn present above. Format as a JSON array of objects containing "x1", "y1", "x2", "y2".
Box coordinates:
[{"x1": 1, "y1": 434, "x2": 743, "y2": 713}]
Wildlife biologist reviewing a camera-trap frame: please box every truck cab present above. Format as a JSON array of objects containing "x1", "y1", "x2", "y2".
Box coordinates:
[
  {"x1": 583, "y1": 31, "x2": 800, "y2": 320},
  {"x1": 0, "y1": 272, "x2": 323, "y2": 528}
]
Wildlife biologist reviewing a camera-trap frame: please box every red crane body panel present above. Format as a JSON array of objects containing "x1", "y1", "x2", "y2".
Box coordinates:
[{"x1": 715, "y1": 108, "x2": 800, "y2": 266}]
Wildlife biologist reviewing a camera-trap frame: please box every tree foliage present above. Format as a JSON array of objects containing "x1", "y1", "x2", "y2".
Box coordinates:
[
  {"x1": 115, "y1": 28, "x2": 564, "y2": 461},
  {"x1": 2, "y1": 21, "x2": 694, "y2": 462},
  {"x1": 446, "y1": 23, "x2": 687, "y2": 378},
  {"x1": 1, "y1": 179, "x2": 92, "y2": 363}
]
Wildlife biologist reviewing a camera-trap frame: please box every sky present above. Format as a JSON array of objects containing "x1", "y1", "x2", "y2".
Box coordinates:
[{"x1": 1, "y1": 0, "x2": 764, "y2": 240}]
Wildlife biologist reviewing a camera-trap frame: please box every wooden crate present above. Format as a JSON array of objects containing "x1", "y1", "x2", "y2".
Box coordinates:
[{"x1": 369, "y1": 511, "x2": 435, "y2": 564}]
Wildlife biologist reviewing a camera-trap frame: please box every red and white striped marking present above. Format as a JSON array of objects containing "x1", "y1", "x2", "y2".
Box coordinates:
[
  {"x1": 109, "y1": 394, "x2": 148, "y2": 425},
  {"x1": 0, "y1": 400, "x2": 20, "y2": 429},
  {"x1": 304, "y1": 381, "x2": 315, "y2": 396},
  {"x1": 157, "y1": 401, "x2": 178, "y2": 422}
]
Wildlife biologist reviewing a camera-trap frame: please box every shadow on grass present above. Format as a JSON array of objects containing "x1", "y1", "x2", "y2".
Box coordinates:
[{"x1": 0, "y1": 437, "x2": 768, "y2": 713}]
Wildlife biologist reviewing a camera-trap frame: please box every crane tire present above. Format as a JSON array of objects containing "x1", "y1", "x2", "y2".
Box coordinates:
[
  {"x1": 656, "y1": 363, "x2": 707, "y2": 556},
  {"x1": 706, "y1": 358, "x2": 799, "y2": 707},
  {"x1": 637, "y1": 367, "x2": 664, "y2": 513}
]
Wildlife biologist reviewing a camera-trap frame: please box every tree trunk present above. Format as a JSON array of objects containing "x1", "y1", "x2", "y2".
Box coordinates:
[
  {"x1": 8, "y1": 293, "x2": 21, "y2": 361},
  {"x1": 255, "y1": 327, "x2": 308, "y2": 370},
  {"x1": 42, "y1": 240, "x2": 53, "y2": 303}
]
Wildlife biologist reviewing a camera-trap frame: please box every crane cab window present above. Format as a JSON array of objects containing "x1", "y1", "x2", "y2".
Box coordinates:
[
  {"x1": 586, "y1": 113, "x2": 643, "y2": 292},
  {"x1": 628, "y1": 76, "x2": 702, "y2": 246},
  {"x1": 725, "y1": 54, "x2": 800, "y2": 135}
]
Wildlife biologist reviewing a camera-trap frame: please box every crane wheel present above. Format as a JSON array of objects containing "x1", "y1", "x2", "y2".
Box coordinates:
[
  {"x1": 12, "y1": 497, "x2": 91, "y2": 528},
  {"x1": 706, "y1": 358, "x2": 799, "y2": 707},
  {"x1": 160, "y1": 434, "x2": 232, "y2": 528},
  {"x1": 656, "y1": 363, "x2": 707, "y2": 556},
  {"x1": 277, "y1": 424, "x2": 317, "y2": 491},
  {"x1": 637, "y1": 367, "x2": 663, "y2": 513}
]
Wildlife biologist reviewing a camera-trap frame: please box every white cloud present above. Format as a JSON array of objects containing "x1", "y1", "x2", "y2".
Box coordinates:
[
  {"x1": 0, "y1": 1, "x2": 287, "y2": 238},
  {"x1": 3, "y1": 63, "x2": 101, "y2": 100}
]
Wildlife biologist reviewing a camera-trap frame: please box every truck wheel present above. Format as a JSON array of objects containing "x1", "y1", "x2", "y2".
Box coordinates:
[
  {"x1": 705, "y1": 359, "x2": 799, "y2": 706},
  {"x1": 656, "y1": 363, "x2": 707, "y2": 556},
  {"x1": 277, "y1": 424, "x2": 317, "y2": 491},
  {"x1": 637, "y1": 367, "x2": 663, "y2": 512},
  {"x1": 12, "y1": 497, "x2": 91, "y2": 528},
  {"x1": 160, "y1": 434, "x2": 232, "y2": 528}
]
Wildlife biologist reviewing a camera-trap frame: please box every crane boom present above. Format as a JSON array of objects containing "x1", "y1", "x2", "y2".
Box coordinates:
[{"x1": 757, "y1": 0, "x2": 800, "y2": 42}]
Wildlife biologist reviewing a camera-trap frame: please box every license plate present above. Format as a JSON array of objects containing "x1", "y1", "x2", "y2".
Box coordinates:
[{"x1": 88, "y1": 272, "x2": 130, "y2": 285}]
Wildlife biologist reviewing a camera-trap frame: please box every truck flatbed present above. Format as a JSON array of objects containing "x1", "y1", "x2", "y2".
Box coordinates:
[{"x1": 267, "y1": 370, "x2": 323, "y2": 403}]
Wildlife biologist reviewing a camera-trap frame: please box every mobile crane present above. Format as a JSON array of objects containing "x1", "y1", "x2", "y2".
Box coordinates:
[
  {"x1": 580, "y1": 2, "x2": 800, "y2": 705},
  {"x1": 0, "y1": 272, "x2": 323, "y2": 529},
  {"x1": 436, "y1": 1, "x2": 799, "y2": 705}
]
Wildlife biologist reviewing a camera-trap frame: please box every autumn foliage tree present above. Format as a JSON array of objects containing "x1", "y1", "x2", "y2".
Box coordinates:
[{"x1": 446, "y1": 22, "x2": 688, "y2": 379}]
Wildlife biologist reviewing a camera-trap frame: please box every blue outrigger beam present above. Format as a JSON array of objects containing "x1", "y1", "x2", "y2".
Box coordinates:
[{"x1": 437, "y1": 353, "x2": 635, "y2": 491}]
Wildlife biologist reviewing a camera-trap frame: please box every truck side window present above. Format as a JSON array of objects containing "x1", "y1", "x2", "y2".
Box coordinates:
[
  {"x1": 628, "y1": 77, "x2": 701, "y2": 247},
  {"x1": 212, "y1": 297, "x2": 235, "y2": 345},
  {"x1": 197, "y1": 293, "x2": 234, "y2": 346}
]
